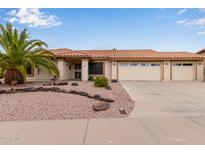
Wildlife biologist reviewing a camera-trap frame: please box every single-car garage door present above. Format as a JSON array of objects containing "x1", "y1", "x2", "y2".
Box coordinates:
[
  {"x1": 118, "y1": 62, "x2": 161, "y2": 81},
  {"x1": 172, "y1": 62, "x2": 194, "y2": 81}
]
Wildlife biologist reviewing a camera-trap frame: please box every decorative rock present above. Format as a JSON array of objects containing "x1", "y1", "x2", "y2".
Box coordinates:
[
  {"x1": 69, "y1": 90, "x2": 78, "y2": 94},
  {"x1": 93, "y1": 102, "x2": 110, "y2": 111},
  {"x1": 99, "y1": 98, "x2": 114, "y2": 103},
  {"x1": 105, "y1": 86, "x2": 112, "y2": 90},
  {"x1": 54, "y1": 81, "x2": 68, "y2": 86},
  {"x1": 0, "y1": 86, "x2": 114, "y2": 103},
  {"x1": 40, "y1": 87, "x2": 50, "y2": 92},
  {"x1": 48, "y1": 87, "x2": 61, "y2": 92},
  {"x1": 119, "y1": 108, "x2": 127, "y2": 114},
  {"x1": 111, "y1": 79, "x2": 118, "y2": 83},
  {"x1": 36, "y1": 87, "x2": 44, "y2": 91},
  {"x1": 15, "y1": 87, "x2": 33, "y2": 92},
  {"x1": 55, "y1": 89, "x2": 68, "y2": 93},
  {"x1": 71, "y1": 82, "x2": 78, "y2": 86},
  {"x1": 0, "y1": 89, "x2": 6, "y2": 94},
  {"x1": 6, "y1": 88, "x2": 14, "y2": 94},
  {"x1": 43, "y1": 83, "x2": 51, "y2": 86},
  {"x1": 77, "y1": 91, "x2": 89, "y2": 96},
  {"x1": 93, "y1": 94, "x2": 101, "y2": 99}
]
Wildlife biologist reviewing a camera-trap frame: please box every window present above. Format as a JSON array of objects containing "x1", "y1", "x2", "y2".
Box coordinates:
[
  {"x1": 183, "y1": 63, "x2": 192, "y2": 66},
  {"x1": 140, "y1": 63, "x2": 150, "y2": 66},
  {"x1": 130, "y1": 63, "x2": 139, "y2": 67},
  {"x1": 75, "y1": 72, "x2": 81, "y2": 79},
  {"x1": 151, "y1": 63, "x2": 160, "y2": 66},
  {"x1": 75, "y1": 64, "x2": 81, "y2": 70},
  {"x1": 120, "y1": 63, "x2": 129, "y2": 67},
  {"x1": 89, "y1": 62, "x2": 103, "y2": 75},
  {"x1": 26, "y1": 65, "x2": 34, "y2": 77},
  {"x1": 173, "y1": 63, "x2": 182, "y2": 66}
]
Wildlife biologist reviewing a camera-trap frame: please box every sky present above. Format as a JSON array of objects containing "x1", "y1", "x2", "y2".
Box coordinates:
[{"x1": 0, "y1": 8, "x2": 205, "y2": 52}]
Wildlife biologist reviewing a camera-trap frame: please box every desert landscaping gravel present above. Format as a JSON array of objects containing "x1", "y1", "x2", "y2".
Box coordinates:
[{"x1": 0, "y1": 81, "x2": 134, "y2": 121}]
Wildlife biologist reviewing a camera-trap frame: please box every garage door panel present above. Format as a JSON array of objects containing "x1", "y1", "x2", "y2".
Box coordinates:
[
  {"x1": 172, "y1": 62, "x2": 194, "y2": 81},
  {"x1": 118, "y1": 62, "x2": 161, "y2": 81}
]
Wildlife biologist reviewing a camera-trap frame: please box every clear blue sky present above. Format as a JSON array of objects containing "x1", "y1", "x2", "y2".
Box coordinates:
[{"x1": 0, "y1": 8, "x2": 205, "y2": 52}]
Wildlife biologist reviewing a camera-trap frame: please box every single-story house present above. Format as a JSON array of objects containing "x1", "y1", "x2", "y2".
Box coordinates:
[{"x1": 26, "y1": 48, "x2": 205, "y2": 82}]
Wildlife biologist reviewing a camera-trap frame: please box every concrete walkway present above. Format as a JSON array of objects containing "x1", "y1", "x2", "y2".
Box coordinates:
[
  {"x1": 1, "y1": 81, "x2": 205, "y2": 144},
  {"x1": 1, "y1": 116, "x2": 205, "y2": 144}
]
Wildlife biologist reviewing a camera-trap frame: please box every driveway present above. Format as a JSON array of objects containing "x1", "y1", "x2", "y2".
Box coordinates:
[
  {"x1": 121, "y1": 81, "x2": 205, "y2": 118},
  {"x1": 120, "y1": 81, "x2": 205, "y2": 144}
]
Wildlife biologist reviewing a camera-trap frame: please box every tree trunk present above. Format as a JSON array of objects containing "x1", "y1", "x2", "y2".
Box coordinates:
[{"x1": 4, "y1": 68, "x2": 24, "y2": 84}]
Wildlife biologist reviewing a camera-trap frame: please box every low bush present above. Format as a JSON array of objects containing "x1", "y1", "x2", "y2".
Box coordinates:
[
  {"x1": 88, "y1": 76, "x2": 95, "y2": 81},
  {"x1": 94, "y1": 76, "x2": 108, "y2": 87},
  {"x1": 0, "y1": 68, "x2": 4, "y2": 79}
]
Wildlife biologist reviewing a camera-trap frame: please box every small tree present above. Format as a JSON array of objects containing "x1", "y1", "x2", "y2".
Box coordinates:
[{"x1": 0, "y1": 23, "x2": 59, "y2": 84}]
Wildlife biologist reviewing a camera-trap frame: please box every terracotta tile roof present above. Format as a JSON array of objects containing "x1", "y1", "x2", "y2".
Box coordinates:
[
  {"x1": 50, "y1": 48, "x2": 205, "y2": 60},
  {"x1": 197, "y1": 49, "x2": 205, "y2": 54},
  {"x1": 50, "y1": 48, "x2": 89, "y2": 58}
]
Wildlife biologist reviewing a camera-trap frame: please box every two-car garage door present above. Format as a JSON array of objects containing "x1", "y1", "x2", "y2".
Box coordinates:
[{"x1": 118, "y1": 62, "x2": 161, "y2": 81}]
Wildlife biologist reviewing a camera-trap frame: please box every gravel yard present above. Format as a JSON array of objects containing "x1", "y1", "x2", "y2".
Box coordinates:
[{"x1": 0, "y1": 81, "x2": 134, "y2": 121}]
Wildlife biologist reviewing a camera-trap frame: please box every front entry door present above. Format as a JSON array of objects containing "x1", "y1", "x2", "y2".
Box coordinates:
[
  {"x1": 75, "y1": 72, "x2": 81, "y2": 79},
  {"x1": 75, "y1": 64, "x2": 82, "y2": 79}
]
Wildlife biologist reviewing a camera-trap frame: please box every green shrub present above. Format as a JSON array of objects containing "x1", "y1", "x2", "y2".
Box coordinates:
[
  {"x1": 94, "y1": 76, "x2": 108, "y2": 87},
  {"x1": 88, "y1": 76, "x2": 95, "y2": 81},
  {"x1": 0, "y1": 68, "x2": 4, "y2": 79}
]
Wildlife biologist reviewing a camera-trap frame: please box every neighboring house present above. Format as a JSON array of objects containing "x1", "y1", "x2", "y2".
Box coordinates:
[{"x1": 27, "y1": 48, "x2": 205, "y2": 82}]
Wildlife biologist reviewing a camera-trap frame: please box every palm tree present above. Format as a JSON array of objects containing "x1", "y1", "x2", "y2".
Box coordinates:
[{"x1": 0, "y1": 23, "x2": 59, "y2": 84}]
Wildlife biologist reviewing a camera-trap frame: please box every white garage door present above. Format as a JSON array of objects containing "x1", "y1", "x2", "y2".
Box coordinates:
[
  {"x1": 172, "y1": 62, "x2": 194, "y2": 81},
  {"x1": 118, "y1": 62, "x2": 161, "y2": 81}
]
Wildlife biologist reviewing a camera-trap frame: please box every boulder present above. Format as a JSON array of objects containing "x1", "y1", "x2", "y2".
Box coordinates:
[
  {"x1": 69, "y1": 90, "x2": 78, "y2": 94},
  {"x1": 105, "y1": 86, "x2": 112, "y2": 90},
  {"x1": 71, "y1": 82, "x2": 78, "y2": 86},
  {"x1": 48, "y1": 87, "x2": 60, "y2": 92},
  {"x1": 99, "y1": 98, "x2": 114, "y2": 103},
  {"x1": 93, "y1": 94, "x2": 101, "y2": 100},
  {"x1": 15, "y1": 87, "x2": 33, "y2": 93},
  {"x1": 28, "y1": 87, "x2": 39, "y2": 92},
  {"x1": 54, "y1": 89, "x2": 68, "y2": 93},
  {"x1": 77, "y1": 91, "x2": 89, "y2": 96},
  {"x1": 93, "y1": 102, "x2": 110, "y2": 111},
  {"x1": 35, "y1": 87, "x2": 44, "y2": 91},
  {"x1": 40, "y1": 87, "x2": 50, "y2": 92},
  {"x1": 43, "y1": 83, "x2": 51, "y2": 86},
  {"x1": 54, "y1": 81, "x2": 68, "y2": 86},
  {"x1": 0, "y1": 89, "x2": 6, "y2": 94},
  {"x1": 6, "y1": 88, "x2": 15, "y2": 94}
]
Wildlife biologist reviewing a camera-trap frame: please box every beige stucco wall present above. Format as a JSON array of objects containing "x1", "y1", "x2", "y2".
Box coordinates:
[
  {"x1": 27, "y1": 67, "x2": 53, "y2": 82},
  {"x1": 197, "y1": 61, "x2": 204, "y2": 80},
  {"x1": 163, "y1": 61, "x2": 171, "y2": 81},
  {"x1": 81, "y1": 59, "x2": 88, "y2": 81},
  {"x1": 57, "y1": 59, "x2": 72, "y2": 80},
  {"x1": 104, "y1": 60, "x2": 112, "y2": 80},
  {"x1": 111, "y1": 61, "x2": 117, "y2": 80}
]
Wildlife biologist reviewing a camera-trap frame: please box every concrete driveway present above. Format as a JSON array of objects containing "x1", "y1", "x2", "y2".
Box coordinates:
[{"x1": 120, "y1": 81, "x2": 205, "y2": 144}]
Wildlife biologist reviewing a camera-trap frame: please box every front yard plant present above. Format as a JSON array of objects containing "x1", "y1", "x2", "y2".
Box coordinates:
[
  {"x1": 94, "y1": 76, "x2": 108, "y2": 87},
  {"x1": 0, "y1": 23, "x2": 59, "y2": 84}
]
